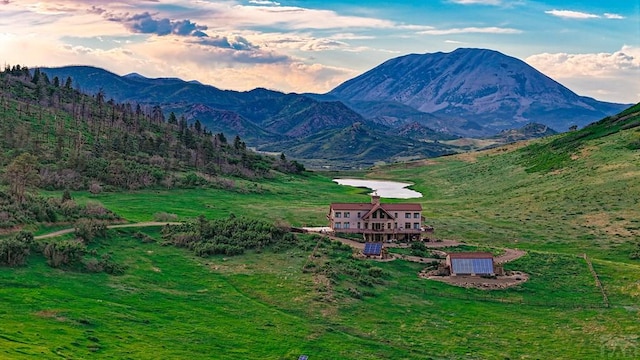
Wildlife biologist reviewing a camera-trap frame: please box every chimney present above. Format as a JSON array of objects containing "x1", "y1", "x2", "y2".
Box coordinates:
[{"x1": 371, "y1": 192, "x2": 380, "y2": 205}]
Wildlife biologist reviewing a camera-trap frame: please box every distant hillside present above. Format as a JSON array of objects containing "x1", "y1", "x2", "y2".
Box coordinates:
[
  {"x1": 40, "y1": 66, "x2": 454, "y2": 168},
  {"x1": 521, "y1": 103, "x2": 640, "y2": 173},
  {"x1": 330, "y1": 48, "x2": 628, "y2": 136},
  {"x1": 40, "y1": 66, "x2": 369, "y2": 145},
  {"x1": 259, "y1": 122, "x2": 456, "y2": 168}
]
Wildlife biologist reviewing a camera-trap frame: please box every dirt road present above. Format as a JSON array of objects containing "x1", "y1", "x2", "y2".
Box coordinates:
[{"x1": 34, "y1": 222, "x2": 180, "y2": 240}]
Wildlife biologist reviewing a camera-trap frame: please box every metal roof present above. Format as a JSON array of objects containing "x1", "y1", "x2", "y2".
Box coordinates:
[
  {"x1": 447, "y1": 252, "x2": 494, "y2": 260},
  {"x1": 330, "y1": 203, "x2": 422, "y2": 211}
]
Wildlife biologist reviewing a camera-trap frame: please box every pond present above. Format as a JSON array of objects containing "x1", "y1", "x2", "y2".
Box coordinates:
[{"x1": 333, "y1": 178, "x2": 423, "y2": 199}]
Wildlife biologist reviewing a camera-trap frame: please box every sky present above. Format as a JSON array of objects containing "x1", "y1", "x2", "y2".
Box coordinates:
[{"x1": 0, "y1": 0, "x2": 638, "y2": 103}]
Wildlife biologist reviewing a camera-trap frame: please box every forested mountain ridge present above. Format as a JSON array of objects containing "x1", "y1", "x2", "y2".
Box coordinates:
[
  {"x1": 0, "y1": 65, "x2": 304, "y2": 197},
  {"x1": 39, "y1": 66, "x2": 369, "y2": 146},
  {"x1": 39, "y1": 66, "x2": 458, "y2": 168}
]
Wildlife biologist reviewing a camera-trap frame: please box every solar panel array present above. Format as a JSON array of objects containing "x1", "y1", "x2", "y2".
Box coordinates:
[
  {"x1": 363, "y1": 242, "x2": 383, "y2": 256},
  {"x1": 451, "y1": 258, "x2": 493, "y2": 275}
]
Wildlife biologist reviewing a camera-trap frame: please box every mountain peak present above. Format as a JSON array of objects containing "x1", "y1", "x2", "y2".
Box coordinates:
[
  {"x1": 124, "y1": 72, "x2": 147, "y2": 79},
  {"x1": 329, "y1": 48, "x2": 626, "y2": 135}
]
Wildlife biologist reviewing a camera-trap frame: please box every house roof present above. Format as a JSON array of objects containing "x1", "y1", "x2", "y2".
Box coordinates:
[
  {"x1": 447, "y1": 252, "x2": 494, "y2": 260},
  {"x1": 330, "y1": 203, "x2": 422, "y2": 211},
  {"x1": 361, "y1": 203, "x2": 396, "y2": 220}
]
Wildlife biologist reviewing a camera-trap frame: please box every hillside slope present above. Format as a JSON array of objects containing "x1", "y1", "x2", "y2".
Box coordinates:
[
  {"x1": 368, "y1": 103, "x2": 640, "y2": 261},
  {"x1": 330, "y1": 48, "x2": 628, "y2": 135}
]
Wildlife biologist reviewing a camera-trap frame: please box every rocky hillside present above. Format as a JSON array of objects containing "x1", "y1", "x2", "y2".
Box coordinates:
[{"x1": 329, "y1": 48, "x2": 627, "y2": 136}]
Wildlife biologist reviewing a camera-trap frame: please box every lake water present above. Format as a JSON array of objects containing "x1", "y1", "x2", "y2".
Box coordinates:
[{"x1": 333, "y1": 178, "x2": 423, "y2": 199}]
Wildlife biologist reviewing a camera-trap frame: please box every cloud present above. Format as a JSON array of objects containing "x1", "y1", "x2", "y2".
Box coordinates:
[
  {"x1": 87, "y1": 5, "x2": 105, "y2": 15},
  {"x1": 300, "y1": 38, "x2": 348, "y2": 51},
  {"x1": 604, "y1": 13, "x2": 625, "y2": 20},
  {"x1": 218, "y1": 4, "x2": 396, "y2": 30},
  {"x1": 107, "y1": 12, "x2": 208, "y2": 37},
  {"x1": 194, "y1": 35, "x2": 257, "y2": 51},
  {"x1": 545, "y1": 10, "x2": 600, "y2": 19},
  {"x1": 526, "y1": 46, "x2": 640, "y2": 103},
  {"x1": 248, "y1": 0, "x2": 281, "y2": 6},
  {"x1": 330, "y1": 33, "x2": 375, "y2": 40},
  {"x1": 419, "y1": 26, "x2": 522, "y2": 35}
]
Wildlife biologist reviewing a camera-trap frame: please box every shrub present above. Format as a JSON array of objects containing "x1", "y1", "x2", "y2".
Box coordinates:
[
  {"x1": 153, "y1": 212, "x2": 178, "y2": 222},
  {"x1": 89, "y1": 182, "x2": 103, "y2": 194},
  {"x1": 133, "y1": 231, "x2": 156, "y2": 243},
  {"x1": 75, "y1": 219, "x2": 107, "y2": 243},
  {"x1": 0, "y1": 231, "x2": 34, "y2": 266},
  {"x1": 162, "y1": 215, "x2": 298, "y2": 257},
  {"x1": 43, "y1": 240, "x2": 86, "y2": 268}
]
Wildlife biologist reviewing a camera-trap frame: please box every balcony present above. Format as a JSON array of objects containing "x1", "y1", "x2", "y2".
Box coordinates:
[{"x1": 332, "y1": 228, "x2": 420, "y2": 235}]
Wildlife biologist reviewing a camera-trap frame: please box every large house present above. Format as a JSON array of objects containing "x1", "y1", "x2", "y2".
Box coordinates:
[{"x1": 328, "y1": 194, "x2": 424, "y2": 242}]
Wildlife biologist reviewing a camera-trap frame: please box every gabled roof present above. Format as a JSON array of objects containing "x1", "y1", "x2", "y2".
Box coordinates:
[
  {"x1": 330, "y1": 203, "x2": 422, "y2": 211},
  {"x1": 447, "y1": 252, "x2": 494, "y2": 260},
  {"x1": 361, "y1": 203, "x2": 395, "y2": 220},
  {"x1": 330, "y1": 203, "x2": 375, "y2": 211}
]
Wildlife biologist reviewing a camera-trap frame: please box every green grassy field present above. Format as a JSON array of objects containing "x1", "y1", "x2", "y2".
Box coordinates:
[
  {"x1": 2, "y1": 109, "x2": 640, "y2": 358},
  {"x1": 1, "y1": 228, "x2": 638, "y2": 359}
]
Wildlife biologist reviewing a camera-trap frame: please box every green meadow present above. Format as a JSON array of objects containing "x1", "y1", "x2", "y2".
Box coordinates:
[{"x1": 2, "y1": 112, "x2": 640, "y2": 358}]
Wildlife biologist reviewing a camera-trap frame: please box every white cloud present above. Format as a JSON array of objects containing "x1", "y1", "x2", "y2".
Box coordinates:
[
  {"x1": 526, "y1": 46, "x2": 640, "y2": 103},
  {"x1": 214, "y1": 4, "x2": 396, "y2": 30},
  {"x1": 300, "y1": 38, "x2": 348, "y2": 52},
  {"x1": 330, "y1": 33, "x2": 376, "y2": 40},
  {"x1": 604, "y1": 13, "x2": 625, "y2": 20},
  {"x1": 545, "y1": 9, "x2": 600, "y2": 19},
  {"x1": 248, "y1": 0, "x2": 281, "y2": 6},
  {"x1": 419, "y1": 26, "x2": 522, "y2": 35}
]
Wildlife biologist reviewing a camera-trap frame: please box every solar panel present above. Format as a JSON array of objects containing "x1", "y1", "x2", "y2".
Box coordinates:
[
  {"x1": 363, "y1": 242, "x2": 383, "y2": 256},
  {"x1": 451, "y1": 258, "x2": 493, "y2": 275},
  {"x1": 472, "y1": 259, "x2": 494, "y2": 274}
]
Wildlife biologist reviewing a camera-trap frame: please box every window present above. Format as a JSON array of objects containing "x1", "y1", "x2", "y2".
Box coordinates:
[
  {"x1": 364, "y1": 223, "x2": 369, "y2": 229},
  {"x1": 335, "y1": 212, "x2": 342, "y2": 218},
  {"x1": 380, "y1": 212, "x2": 385, "y2": 219},
  {"x1": 395, "y1": 213, "x2": 398, "y2": 219},
  {"x1": 414, "y1": 212, "x2": 420, "y2": 219},
  {"x1": 357, "y1": 212, "x2": 361, "y2": 218},
  {"x1": 405, "y1": 222, "x2": 411, "y2": 229},
  {"x1": 372, "y1": 212, "x2": 377, "y2": 219},
  {"x1": 414, "y1": 223, "x2": 420, "y2": 229},
  {"x1": 394, "y1": 222, "x2": 398, "y2": 229},
  {"x1": 405, "y1": 213, "x2": 411, "y2": 219},
  {"x1": 345, "y1": 212, "x2": 350, "y2": 218},
  {"x1": 387, "y1": 223, "x2": 391, "y2": 229},
  {"x1": 335, "y1": 222, "x2": 342, "y2": 229},
  {"x1": 344, "y1": 223, "x2": 350, "y2": 229},
  {"x1": 357, "y1": 222, "x2": 361, "y2": 229}
]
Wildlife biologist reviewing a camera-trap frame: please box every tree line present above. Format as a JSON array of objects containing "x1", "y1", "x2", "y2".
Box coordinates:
[{"x1": 0, "y1": 65, "x2": 305, "y2": 198}]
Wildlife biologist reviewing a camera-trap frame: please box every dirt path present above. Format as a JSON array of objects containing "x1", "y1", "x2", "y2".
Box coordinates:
[
  {"x1": 495, "y1": 248, "x2": 527, "y2": 264},
  {"x1": 34, "y1": 222, "x2": 181, "y2": 240}
]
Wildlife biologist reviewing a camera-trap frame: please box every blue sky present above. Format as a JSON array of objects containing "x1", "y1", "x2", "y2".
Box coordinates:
[{"x1": 0, "y1": 0, "x2": 638, "y2": 103}]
